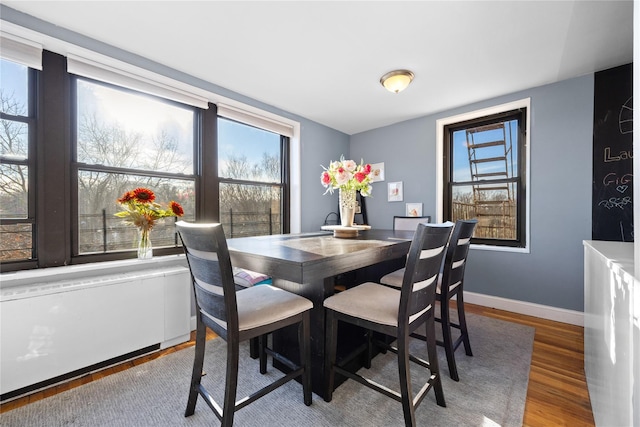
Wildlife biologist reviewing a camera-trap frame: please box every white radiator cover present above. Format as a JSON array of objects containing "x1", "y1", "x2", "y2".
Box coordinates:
[{"x1": 1, "y1": 260, "x2": 191, "y2": 395}]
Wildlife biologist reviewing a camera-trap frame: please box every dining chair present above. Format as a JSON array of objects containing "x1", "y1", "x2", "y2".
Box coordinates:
[
  {"x1": 380, "y1": 219, "x2": 478, "y2": 381},
  {"x1": 176, "y1": 221, "x2": 313, "y2": 427},
  {"x1": 393, "y1": 215, "x2": 431, "y2": 231},
  {"x1": 323, "y1": 222, "x2": 453, "y2": 427}
]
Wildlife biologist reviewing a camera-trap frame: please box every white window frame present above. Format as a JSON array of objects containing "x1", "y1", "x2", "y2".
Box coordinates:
[{"x1": 436, "y1": 98, "x2": 531, "y2": 253}]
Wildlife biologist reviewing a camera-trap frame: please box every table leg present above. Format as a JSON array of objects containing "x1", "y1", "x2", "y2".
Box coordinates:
[{"x1": 270, "y1": 277, "x2": 334, "y2": 398}]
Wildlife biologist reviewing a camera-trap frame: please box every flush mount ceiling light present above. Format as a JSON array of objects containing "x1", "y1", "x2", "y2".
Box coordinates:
[{"x1": 380, "y1": 69, "x2": 414, "y2": 93}]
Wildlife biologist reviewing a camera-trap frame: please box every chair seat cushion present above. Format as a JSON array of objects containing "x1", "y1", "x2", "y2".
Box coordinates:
[
  {"x1": 323, "y1": 282, "x2": 401, "y2": 327},
  {"x1": 379, "y1": 268, "x2": 404, "y2": 288},
  {"x1": 236, "y1": 285, "x2": 313, "y2": 331}
]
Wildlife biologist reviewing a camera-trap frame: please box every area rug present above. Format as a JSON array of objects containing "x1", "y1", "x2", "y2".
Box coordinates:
[{"x1": 0, "y1": 313, "x2": 534, "y2": 426}]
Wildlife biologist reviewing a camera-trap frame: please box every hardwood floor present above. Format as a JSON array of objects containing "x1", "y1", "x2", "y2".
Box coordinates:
[
  {"x1": 464, "y1": 303, "x2": 595, "y2": 427},
  {"x1": 0, "y1": 303, "x2": 594, "y2": 426}
]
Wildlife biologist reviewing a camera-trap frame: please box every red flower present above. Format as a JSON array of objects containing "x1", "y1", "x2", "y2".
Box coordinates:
[
  {"x1": 363, "y1": 164, "x2": 372, "y2": 174},
  {"x1": 354, "y1": 172, "x2": 366, "y2": 183},
  {"x1": 321, "y1": 171, "x2": 331, "y2": 185},
  {"x1": 169, "y1": 201, "x2": 184, "y2": 217},
  {"x1": 117, "y1": 191, "x2": 135, "y2": 204},
  {"x1": 132, "y1": 188, "x2": 155, "y2": 204}
]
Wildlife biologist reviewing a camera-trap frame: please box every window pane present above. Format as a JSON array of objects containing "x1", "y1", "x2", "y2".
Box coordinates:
[
  {"x1": 452, "y1": 120, "x2": 518, "y2": 183},
  {"x1": 1, "y1": 120, "x2": 28, "y2": 159},
  {"x1": 219, "y1": 182, "x2": 282, "y2": 237},
  {"x1": 77, "y1": 170, "x2": 195, "y2": 254},
  {"x1": 0, "y1": 59, "x2": 29, "y2": 115},
  {"x1": 0, "y1": 164, "x2": 28, "y2": 218},
  {"x1": 76, "y1": 79, "x2": 194, "y2": 173},
  {"x1": 218, "y1": 118, "x2": 281, "y2": 183},
  {"x1": 452, "y1": 184, "x2": 517, "y2": 240},
  {"x1": 0, "y1": 223, "x2": 33, "y2": 261}
]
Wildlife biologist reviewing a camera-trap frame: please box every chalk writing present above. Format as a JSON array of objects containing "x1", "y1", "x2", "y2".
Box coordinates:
[
  {"x1": 598, "y1": 197, "x2": 632, "y2": 210},
  {"x1": 604, "y1": 147, "x2": 633, "y2": 162},
  {"x1": 616, "y1": 185, "x2": 629, "y2": 193},
  {"x1": 603, "y1": 172, "x2": 633, "y2": 186}
]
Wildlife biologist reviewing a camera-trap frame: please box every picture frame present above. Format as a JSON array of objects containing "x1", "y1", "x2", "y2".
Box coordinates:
[
  {"x1": 387, "y1": 181, "x2": 403, "y2": 202},
  {"x1": 406, "y1": 203, "x2": 423, "y2": 217},
  {"x1": 370, "y1": 162, "x2": 385, "y2": 182}
]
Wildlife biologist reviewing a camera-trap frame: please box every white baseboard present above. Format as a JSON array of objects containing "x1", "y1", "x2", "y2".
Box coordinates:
[{"x1": 464, "y1": 291, "x2": 584, "y2": 326}]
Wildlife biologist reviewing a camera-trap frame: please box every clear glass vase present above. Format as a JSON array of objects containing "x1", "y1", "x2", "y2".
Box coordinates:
[
  {"x1": 137, "y1": 228, "x2": 153, "y2": 259},
  {"x1": 339, "y1": 188, "x2": 356, "y2": 227}
]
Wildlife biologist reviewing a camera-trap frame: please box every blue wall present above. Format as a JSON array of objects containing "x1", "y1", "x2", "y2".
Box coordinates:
[{"x1": 351, "y1": 75, "x2": 594, "y2": 311}]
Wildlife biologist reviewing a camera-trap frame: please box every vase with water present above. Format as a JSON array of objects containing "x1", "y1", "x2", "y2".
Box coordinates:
[{"x1": 137, "y1": 228, "x2": 153, "y2": 259}]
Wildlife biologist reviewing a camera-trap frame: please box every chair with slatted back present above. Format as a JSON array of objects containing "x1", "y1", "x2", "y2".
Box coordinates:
[
  {"x1": 323, "y1": 222, "x2": 453, "y2": 427},
  {"x1": 380, "y1": 219, "x2": 477, "y2": 382},
  {"x1": 434, "y1": 219, "x2": 477, "y2": 381},
  {"x1": 176, "y1": 221, "x2": 313, "y2": 427}
]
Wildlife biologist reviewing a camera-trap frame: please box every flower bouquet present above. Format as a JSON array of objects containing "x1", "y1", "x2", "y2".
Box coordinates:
[
  {"x1": 320, "y1": 155, "x2": 373, "y2": 226},
  {"x1": 115, "y1": 187, "x2": 184, "y2": 259}
]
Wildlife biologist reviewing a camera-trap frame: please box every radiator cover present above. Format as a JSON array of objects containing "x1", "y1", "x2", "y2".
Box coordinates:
[{"x1": 1, "y1": 263, "x2": 191, "y2": 395}]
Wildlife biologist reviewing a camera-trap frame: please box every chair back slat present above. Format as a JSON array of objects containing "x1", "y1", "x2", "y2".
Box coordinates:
[
  {"x1": 176, "y1": 221, "x2": 238, "y2": 338},
  {"x1": 399, "y1": 222, "x2": 453, "y2": 330},
  {"x1": 442, "y1": 220, "x2": 477, "y2": 294}
]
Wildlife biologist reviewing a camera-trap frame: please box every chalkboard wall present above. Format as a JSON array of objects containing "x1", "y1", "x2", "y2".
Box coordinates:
[{"x1": 592, "y1": 63, "x2": 633, "y2": 241}]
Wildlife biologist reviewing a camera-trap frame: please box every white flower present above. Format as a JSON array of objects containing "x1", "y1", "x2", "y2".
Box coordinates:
[
  {"x1": 342, "y1": 159, "x2": 357, "y2": 172},
  {"x1": 335, "y1": 169, "x2": 351, "y2": 186}
]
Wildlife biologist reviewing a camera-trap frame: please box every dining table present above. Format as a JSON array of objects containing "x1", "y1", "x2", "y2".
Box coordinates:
[{"x1": 226, "y1": 228, "x2": 414, "y2": 398}]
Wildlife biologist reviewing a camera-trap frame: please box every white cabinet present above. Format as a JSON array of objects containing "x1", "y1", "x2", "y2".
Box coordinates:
[{"x1": 583, "y1": 240, "x2": 639, "y2": 426}]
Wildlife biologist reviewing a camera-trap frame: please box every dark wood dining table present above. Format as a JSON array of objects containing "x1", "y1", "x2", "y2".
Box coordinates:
[{"x1": 227, "y1": 228, "x2": 414, "y2": 398}]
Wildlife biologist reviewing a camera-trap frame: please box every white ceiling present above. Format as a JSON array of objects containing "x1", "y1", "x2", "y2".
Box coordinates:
[{"x1": 3, "y1": 1, "x2": 634, "y2": 135}]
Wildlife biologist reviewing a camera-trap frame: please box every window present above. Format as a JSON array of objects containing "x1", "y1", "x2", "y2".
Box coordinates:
[
  {"x1": 0, "y1": 59, "x2": 35, "y2": 263},
  {"x1": 0, "y1": 45, "x2": 299, "y2": 273},
  {"x1": 217, "y1": 117, "x2": 288, "y2": 237},
  {"x1": 73, "y1": 77, "x2": 197, "y2": 255},
  {"x1": 439, "y1": 99, "x2": 529, "y2": 249}
]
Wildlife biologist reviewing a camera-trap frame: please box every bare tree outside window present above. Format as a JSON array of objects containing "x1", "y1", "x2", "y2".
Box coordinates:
[
  {"x1": 218, "y1": 118, "x2": 285, "y2": 237},
  {"x1": 75, "y1": 78, "x2": 196, "y2": 254},
  {"x1": 0, "y1": 59, "x2": 32, "y2": 262}
]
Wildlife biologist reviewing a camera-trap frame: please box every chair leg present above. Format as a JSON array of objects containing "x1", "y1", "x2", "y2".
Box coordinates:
[
  {"x1": 324, "y1": 310, "x2": 338, "y2": 402},
  {"x1": 222, "y1": 339, "x2": 240, "y2": 427},
  {"x1": 398, "y1": 333, "x2": 417, "y2": 427},
  {"x1": 425, "y1": 314, "x2": 446, "y2": 407},
  {"x1": 185, "y1": 321, "x2": 206, "y2": 417},
  {"x1": 440, "y1": 294, "x2": 459, "y2": 381},
  {"x1": 456, "y1": 292, "x2": 473, "y2": 356},
  {"x1": 364, "y1": 329, "x2": 373, "y2": 369},
  {"x1": 259, "y1": 334, "x2": 267, "y2": 374},
  {"x1": 249, "y1": 336, "x2": 259, "y2": 359},
  {"x1": 299, "y1": 312, "x2": 312, "y2": 406}
]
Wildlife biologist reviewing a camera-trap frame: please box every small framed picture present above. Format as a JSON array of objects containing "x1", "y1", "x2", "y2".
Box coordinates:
[
  {"x1": 406, "y1": 203, "x2": 422, "y2": 217},
  {"x1": 387, "y1": 181, "x2": 403, "y2": 202},
  {"x1": 370, "y1": 162, "x2": 385, "y2": 182}
]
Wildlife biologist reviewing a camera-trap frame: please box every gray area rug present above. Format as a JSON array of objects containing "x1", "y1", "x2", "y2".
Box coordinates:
[{"x1": 1, "y1": 313, "x2": 534, "y2": 426}]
